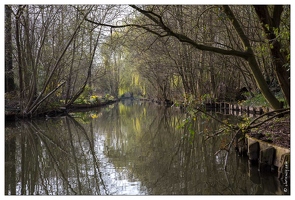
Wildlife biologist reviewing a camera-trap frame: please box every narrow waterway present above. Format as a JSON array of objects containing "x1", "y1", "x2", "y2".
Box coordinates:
[{"x1": 5, "y1": 100, "x2": 284, "y2": 195}]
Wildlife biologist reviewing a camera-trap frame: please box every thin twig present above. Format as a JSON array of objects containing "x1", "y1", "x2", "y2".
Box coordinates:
[
  {"x1": 249, "y1": 109, "x2": 290, "y2": 129},
  {"x1": 194, "y1": 107, "x2": 237, "y2": 130},
  {"x1": 205, "y1": 128, "x2": 227, "y2": 141}
]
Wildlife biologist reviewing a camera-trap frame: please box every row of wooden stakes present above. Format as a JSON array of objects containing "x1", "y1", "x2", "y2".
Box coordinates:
[{"x1": 204, "y1": 102, "x2": 273, "y2": 117}]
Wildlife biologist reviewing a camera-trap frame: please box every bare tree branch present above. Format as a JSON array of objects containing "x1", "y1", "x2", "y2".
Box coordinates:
[
  {"x1": 84, "y1": 17, "x2": 169, "y2": 37},
  {"x1": 28, "y1": 81, "x2": 66, "y2": 114},
  {"x1": 26, "y1": 10, "x2": 91, "y2": 114},
  {"x1": 83, "y1": 5, "x2": 250, "y2": 59},
  {"x1": 129, "y1": 5, "x2": 250, "y2": 59}
]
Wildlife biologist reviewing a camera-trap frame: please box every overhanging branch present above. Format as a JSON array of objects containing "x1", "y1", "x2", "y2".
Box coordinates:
[
  {"x1": 83, "y1": 5, "x2": 250, "y2": 59},
  {"x1": 129, "y1": 5, "x2": 250, "y2": 59},
  {"x1": 84, "y1": 18, "x2": 169, "y2": 37}
]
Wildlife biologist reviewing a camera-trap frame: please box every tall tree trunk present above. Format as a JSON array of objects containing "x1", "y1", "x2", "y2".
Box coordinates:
[
  {"x1": 222, "y1": 5, "x2": 282, "y2": 109},
  {"x1": 65, "y1": 39, "x2": 76, "y2": 104},
  {"x1": 15, "y1": 6, "x2": 26, "y2": 111},
  {"x1": 23, "y1": 7, "x2": 38, "y2": 112},
  {"x1": 5, "y1": 5, "x2": 15, "y2": 92},
  {"x1": 27, "y1": 13, "x2": 87, "y2": 114},
  {"x1": 253, "y1": 5, "x2": 290, "y2": 107},
  {"x1": 65, "y1": 30, "x2": 101, "y2": 107},
  {"x1": 209, "y1": 13, "x2": 216, "y2": 100},
  {"x1": 88, "y1": 27, "x2": 93, "y2": 95}
]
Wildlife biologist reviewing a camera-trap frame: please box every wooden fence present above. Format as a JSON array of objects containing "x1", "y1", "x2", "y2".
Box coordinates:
[{"x1": 204, "y1": 102, "x2": 273, "y2": 117}]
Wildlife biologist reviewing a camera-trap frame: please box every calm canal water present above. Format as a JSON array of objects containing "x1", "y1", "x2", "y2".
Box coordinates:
[{"x1": 5, "y1": 100, "x2": 284, "y2": 195}]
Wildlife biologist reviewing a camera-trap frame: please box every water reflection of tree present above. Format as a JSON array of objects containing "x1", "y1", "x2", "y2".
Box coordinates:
[
  {"x1": 67, "y1": 116, "x2": 108, "y2": 194},
  {"x1": 95, "y1": 102, "x2": 220, "y2": 194},
  {"x1": 5, "y1": 102, "x2": 284, "y2": 195},
  {"x1": 97, "y1": 102, "x2": 283, "y2": 195},
  {"x1": 5, "y1": 123, "x2": 17, "y2": 195},
  {"x1": 5, "y1": 116, "x2": 110, "y2": 195}
]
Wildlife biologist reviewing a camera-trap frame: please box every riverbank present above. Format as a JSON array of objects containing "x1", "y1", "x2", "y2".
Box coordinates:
[
  {"x1": 241, "y1": 115, "x2": 290, "y2": 190},
  {"x1": 5, "y1": 99, "x2": 118, "y2": 121},
  {"x1": 247, "y1": 115, "x2": 290, "y2": 149}
]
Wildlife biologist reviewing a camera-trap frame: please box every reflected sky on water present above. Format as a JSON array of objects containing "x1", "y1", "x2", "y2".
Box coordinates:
[{"x1": 5, "y1": 100, "x2": 285, "y2": 195}]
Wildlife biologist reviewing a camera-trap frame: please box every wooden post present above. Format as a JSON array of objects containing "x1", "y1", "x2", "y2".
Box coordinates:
[
  {"x1": 248, "y1": 141, "x2": 260, "y2": 163},
  {"x1": 259, "y1": 146, "x2": 275, "y2": 172},
  {"x1": 259, "y1": 107, "x2": 263, "y2": 115}
]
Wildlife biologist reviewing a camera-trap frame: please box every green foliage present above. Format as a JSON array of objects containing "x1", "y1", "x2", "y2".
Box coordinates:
[
  {"x1": 70, "y1": 111, "x2": 97, "y2": 124},
  {"x1": 74, "y1": 96, "x2": 88, "y2": 104},
  {"x1": 240, "y1": 93, "x2": 269, "y2": 107},
  {"x1": 9, "y1": 5, "x2": 290, "y2": 115},
  {"x1": 73, "y1": 86, "x2": 103, "y2": 105},
  {"x1": 264, "y1": 132, "x2": 273, "y2": 142},
  {"x1": 104, "y1": 93, "x2": 115, "y2": 101},
  {"x1": 89, "y1": 95, "x2": 100, "y2": 104},
  {"x1": 237, "y1": 116, "x2": 251, "y2": 133},
  {"x1": 73, "y1": 85, "x2": 92, "y2": 104},
  {"x1": 178, "y1": 117, "x2": 196, "y2": 144},
  {"x1": 241, "y1": 91, "x2": 287, "y2": 108}
]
